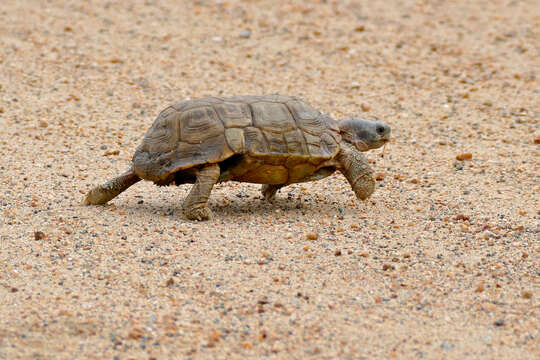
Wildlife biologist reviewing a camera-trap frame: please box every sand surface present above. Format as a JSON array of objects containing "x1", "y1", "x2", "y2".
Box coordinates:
[{"x1": 1, "y1": 0, "x2": 539, "y2": 358}]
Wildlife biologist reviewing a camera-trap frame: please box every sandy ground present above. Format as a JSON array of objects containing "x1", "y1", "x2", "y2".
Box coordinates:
[{"x1": 1, "y1": 0, "x2": 539, "y2": 358}]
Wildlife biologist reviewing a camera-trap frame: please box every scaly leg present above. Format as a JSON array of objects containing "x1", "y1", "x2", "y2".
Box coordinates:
[
  {"x1": 261, "y1": 184, "x2": 284, "y2": 200},
  {"x1": 83, "y1": 168, "x2": 141, "y2": 205},
  {"x1": 336, "y1": 144, "x2": 375, "y2": 201},
  {"x1": 183, "y1": 164, "x2": 220, "y2": 220}
]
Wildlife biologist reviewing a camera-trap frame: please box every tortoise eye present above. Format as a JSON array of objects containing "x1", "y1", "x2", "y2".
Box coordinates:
[{"x1": 376, "y1": 126, "x2": 385, "y2": 134}]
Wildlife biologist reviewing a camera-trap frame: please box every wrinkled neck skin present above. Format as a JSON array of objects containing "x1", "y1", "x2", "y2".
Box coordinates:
[
  {"x1": 338, "y1": 120, "x2": 370, "y2": 152},
  {"x1": 338, "y1": 124, "x2": 356, "y2": 147}
]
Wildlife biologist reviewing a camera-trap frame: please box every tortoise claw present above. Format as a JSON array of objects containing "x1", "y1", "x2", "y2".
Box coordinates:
[
  {"x1": 184, "y1": 206, "x2": 213, "y2": 221},
  {"x1": 261, "y1": 184, "x2": 281, "y2": 200}
]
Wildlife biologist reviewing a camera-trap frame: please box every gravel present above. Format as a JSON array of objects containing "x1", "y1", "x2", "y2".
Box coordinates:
[{"x1": 0, "y1": 0, "x2": 538, "y2": 359}]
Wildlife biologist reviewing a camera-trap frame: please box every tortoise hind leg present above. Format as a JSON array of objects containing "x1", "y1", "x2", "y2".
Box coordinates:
[
  {"x1": 183, "y1": 164, "x2": 220, "y2": 221},
  {"x1": 261, "y1": 184, "x2": 284, "y2": 200},
  {"x1": 83, "y1": 168, "x2": 141, "y2": 205}
]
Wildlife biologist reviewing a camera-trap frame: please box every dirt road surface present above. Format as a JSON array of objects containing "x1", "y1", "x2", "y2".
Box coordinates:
[{"x1": 1, "y1": 0, "x2": 538, "y2": 358}]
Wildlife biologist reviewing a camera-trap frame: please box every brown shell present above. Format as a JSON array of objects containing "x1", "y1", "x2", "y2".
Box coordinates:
[{"x1": 132, "y1": 95, "x2": 341, "y2": 183}]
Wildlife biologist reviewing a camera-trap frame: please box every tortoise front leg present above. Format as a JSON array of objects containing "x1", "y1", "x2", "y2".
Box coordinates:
[
  {"x1": 183, "y1": 164, "x2": 220, "y2": 220},
  {"x1": 336, "y1": 144, "x2": 375, "y2": 201},
  {"x1": 261, "y1": 184, "x2": 284, "y2": 200}
]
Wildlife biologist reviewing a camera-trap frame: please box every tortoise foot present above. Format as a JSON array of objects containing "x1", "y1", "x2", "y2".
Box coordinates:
[
  {"x1": 261, "y1": 184, "x2": 282, "y2": 200},
  {"x1": 83, "y1": 187, "x2": 111, "y2": 205},
  {"x1": 184, "y1": 206, "x2": 213, "y2": 221}
]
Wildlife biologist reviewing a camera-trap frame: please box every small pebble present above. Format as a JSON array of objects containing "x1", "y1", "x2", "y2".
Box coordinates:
[
  {"x1": 361, "y1": 103, "x2": 371, "y2": 112},
  {"x1": 128, "y1": 328, "x2": 144, "y2": 340},
  {"x1": 239, "y1": 30, "x2": 251, "y2": 38},
  {"x1": 257, "y1": 297, "x2": 269, "y2": 305},
  {"x1": 455, "y1": 214, "x2": 470, "y2": 221},
  {"x1": 134, "y1": 77, "x2": 149, "y2": 89},
  {"x1": 240, "y1": 341, "x2": 253, "y2": 349},
  {"x1": 34, "y1": 231, "x2": 46, "y2": 240},
  {"x1": 306, "y1": 232, "x2": 318, "y2": 240},
  {"x1": 456, "y1": 153, "x2": 473, "y2": 161},
  {"x1": 208, "y1": 330, "x2": 222, "y2": 343},
  {"x1": 440, "y1": 342, "x2": 453, "y2": 350}
]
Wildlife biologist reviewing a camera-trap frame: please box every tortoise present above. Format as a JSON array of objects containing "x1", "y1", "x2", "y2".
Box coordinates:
[{"x1": 84, "y1": 95, "x2": 391, "y2": 220}]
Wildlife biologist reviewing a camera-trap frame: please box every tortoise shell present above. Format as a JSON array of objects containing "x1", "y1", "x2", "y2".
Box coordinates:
[{"x1": 132, "y1": 95, "x2": 342, "y2": 184}]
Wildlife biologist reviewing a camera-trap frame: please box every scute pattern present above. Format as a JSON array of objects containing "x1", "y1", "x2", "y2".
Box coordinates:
[
  {"x1": 263, "y1": 131, "x2": 287, "y2": 153},
  {"x1": 179, "y1": 107, "x2": 224, "y2": 144},
  {"x1": 224, "y1": 128, "x2": 245, "y2": 153},
  {"x1": 214, "y1": 102, "x2": 252, "y2": 128},
  {"x1": 244, "y1": 126, "x2": 268, "y2": 154},
  {"x1": 132, "y1": 95, "x2": 341, "y2": 183},
  {"x1": 173, "y1": 135, "x2": 232, "y2": 168},
  {"x1": 236, "y1": 164, "x2": 288, "y2": 184},
  {"x1": 286, "y1": 99, "x2": 320, "y2": 120},
  {"x1": 251, "y1": 102, "x2": 296, "y2": 133},
  {"x1": 283, "y1": 130, "x2": 308, "y2": 154},
  {"x1": 171, "y1": 97, "x2": 223, "y2": 112},
  {"x1": 137, "y1": 107, "x2": 179, "y2": 155}
]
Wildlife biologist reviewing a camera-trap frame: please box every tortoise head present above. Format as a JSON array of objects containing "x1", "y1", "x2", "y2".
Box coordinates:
[{"x1": 338, "y1": 118, "x2": 391, "y2": 152}]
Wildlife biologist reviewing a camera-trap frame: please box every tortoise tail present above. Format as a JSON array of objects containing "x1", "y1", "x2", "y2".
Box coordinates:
[{"x1": 83, "y1": 168, "x2": 141, "y2": 205}]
